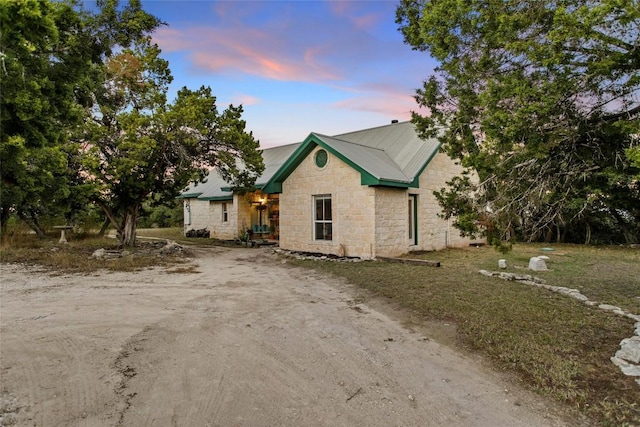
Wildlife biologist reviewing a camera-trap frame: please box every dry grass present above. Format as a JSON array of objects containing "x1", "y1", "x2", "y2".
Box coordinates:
[
  {"x1": 0, "y1": 232, "x2": 190, "y2": 273},
  {"x1": 291, "y1": 244, "x2": 640, "y2": 426},
  {"x1": 3, "y1": 229, "x2": 638, "y2": 424}
]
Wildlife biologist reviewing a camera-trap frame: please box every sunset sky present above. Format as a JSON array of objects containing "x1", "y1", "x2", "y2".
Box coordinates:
[{"x1": 141, "y1": 0, "x2": 436, "y2": 147}]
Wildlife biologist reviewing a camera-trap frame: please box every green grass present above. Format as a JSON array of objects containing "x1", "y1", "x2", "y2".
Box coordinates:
[{"x1": 290, "y1": 244, "x2": 640, "y2": 426}]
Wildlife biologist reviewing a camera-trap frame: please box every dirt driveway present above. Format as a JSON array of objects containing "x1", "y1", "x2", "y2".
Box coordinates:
[{"x1": 1, "y1": 246, "x2": 576, "y2": 426}]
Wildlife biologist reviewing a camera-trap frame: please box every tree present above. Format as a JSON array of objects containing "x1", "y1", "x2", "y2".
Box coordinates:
[
  {"x1": 80, "y1": 38, "x2": 264, "y2": 247},
  {"x1": 396, "y1": 0, "x2": 640, "y2": 247},
  {"x1": 0, "y1": 0, "x2": 162, "y2": 242}
]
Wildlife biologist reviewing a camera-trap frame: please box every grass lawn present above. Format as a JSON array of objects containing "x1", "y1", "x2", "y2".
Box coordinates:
[{"x1": 290, "y1": 243, "x2": 640, "y2": 426}]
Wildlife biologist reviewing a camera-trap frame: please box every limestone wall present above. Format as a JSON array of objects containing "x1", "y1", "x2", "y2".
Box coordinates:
[
  {"x1": 414, "y1": 151, "x2": 482, "y2": 250},
  {"x1": 183, "y1": 198, "x2": 210, "y2": 233},
  {"x1": 373, "y1": 188, "x2": 410, "y2": 258},
  {"x1": 183, "y1": 198, "x2": 245, "y2": 240},
  {"x1": 279, "y1": 147, "x2": 376, "y2": 259}
]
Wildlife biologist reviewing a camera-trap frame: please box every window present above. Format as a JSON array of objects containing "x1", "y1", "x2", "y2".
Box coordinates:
[
  {"x1": 222, "y1": 202, "x2": 228, "y2": 222},
  {"x1": 314, "y1": 194, "x2": 332, "y2": 240},
  {"x1": 408, "y1": 195, "x2": 417, "y2": 245},
  {"x1": 315, "y1": 149, "x2": 328, "y2": 168}
]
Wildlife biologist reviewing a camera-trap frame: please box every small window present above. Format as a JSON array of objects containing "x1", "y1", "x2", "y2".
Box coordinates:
[
  {"x1": 315, "y1": 149, "x2": 328, "y2": 168},
  {"x1": 408, "y1": 195, "x2": 417, "y2": 245},
  {"x1": 222, "y1": 202, "x2": 228, "y2": 222},
  {"x1": 313, "y1": 194, "x2": 332, "y2": 240}
]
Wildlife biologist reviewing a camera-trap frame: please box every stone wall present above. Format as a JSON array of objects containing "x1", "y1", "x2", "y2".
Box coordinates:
[
  {"x1": 414, "y1": 151, "x2": 482, "y2": 250},
  {"x1": 373, "y1": 188, "x2": 410, "y2": 258},
  {"x1": 279, "y1": 147, "x2": 482, "y2": 259},
  {"x1": 279, "y1": 147, "x2": 377, "y2": 259},
  {"x1": 183, "y1": 198, "x2": 211, "y2": 233},
  {"x1": 183, "y1": 197, "x2": 247, "y2": 240}
]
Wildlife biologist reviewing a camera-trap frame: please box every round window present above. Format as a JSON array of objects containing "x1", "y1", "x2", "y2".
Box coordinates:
[{"x1": 315, "y1": 149, "x2": 328, "y2": 168}]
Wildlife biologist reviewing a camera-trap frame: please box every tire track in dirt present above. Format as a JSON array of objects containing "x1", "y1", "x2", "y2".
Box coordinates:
[{"x1": 1, "y1": 248, "x2": 586, "y2": 426}]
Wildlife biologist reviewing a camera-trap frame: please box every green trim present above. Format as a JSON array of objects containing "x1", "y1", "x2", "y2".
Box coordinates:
[
  {"x1": 199, "y1": 195, "x2": 234, "y2": 201},
  {"x1": 315, "y1": 149, "x2": 328, "y2": 167},
  {"x1": 262, "y1": 133, "x2": 414, "y2": 193},
  {"x1": 408, "y1": 143, "x2": 442, "y2": 188},
  {"x1": 410, "y1": 194, "x2": 418, "y2": 245},
  {"x1": 221, "y1": 184, "x2": 264, "y2": 192},
  {"x1": 177, "y1": 192, "x2": 203, "y2": 199}
]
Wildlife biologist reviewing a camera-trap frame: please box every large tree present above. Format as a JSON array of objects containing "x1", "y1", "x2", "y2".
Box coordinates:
[
  {"x1": 0, "y1": 0, "x2": 162, "y2": 241},
  {"x1": 397, "y1": 0, "x2": 640, "y2": 247},
  {"x1": 2, "y1": 0, "x2": 263, "y2": 247},
  {"x1": 80, "y1": 38, "x2": 263, "y2": 247}
]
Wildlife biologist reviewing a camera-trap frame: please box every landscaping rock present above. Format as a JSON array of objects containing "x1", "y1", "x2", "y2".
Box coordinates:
[
  {"x1": 92, "y1": 248, "x2": 106, "y2": 258},
  {"x1": 528, "y1": 257, "x2": 548, "y2": 271},
  {"x1": 616, "y1": 336, "x2": 640, "y2": 364}
]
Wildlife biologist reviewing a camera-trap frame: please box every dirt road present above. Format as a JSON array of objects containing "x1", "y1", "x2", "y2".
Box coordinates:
[{"x1": 1, "y1": 246, "x2": 575, "y2": 426}]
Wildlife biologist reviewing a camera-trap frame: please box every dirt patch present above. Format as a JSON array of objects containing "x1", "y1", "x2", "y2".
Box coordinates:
[{"x1": 0, "y1": 246, "x2": 585, "y2": 426}]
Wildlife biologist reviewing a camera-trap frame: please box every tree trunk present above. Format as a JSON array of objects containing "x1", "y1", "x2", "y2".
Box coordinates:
[
  {"x1": 98, "y1": 218, "x2": 111, "y2": 237},
  {"x1": 0, "y1": 211, "x2": 9, "y2": 247},
  {"x1": 609, "y1": 208, "x2": 639, "y2": 244},
  {"x1": 120, "y1": 205, "x2": 139, "y2": 248},
  {"x1": 584, "y1": 223, "x2": 591, "y2": 245},
  {"x1": 18, "y1": 211, "x2": 46, "y2": 239}
]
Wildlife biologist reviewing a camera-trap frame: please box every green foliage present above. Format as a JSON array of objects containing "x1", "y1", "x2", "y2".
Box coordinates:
[
  {"x1": 80, "y1": 38, "x2": 264, "y2": 246},
  {"x1": 1, "y1": 0, "x2": 264, "y2": 248},
  {"x1": 397, "y1": 0, "x2": 640, "y2": 247},
  {"x1": 0, "y1": 0, "x2": 162, "y2": 240}
]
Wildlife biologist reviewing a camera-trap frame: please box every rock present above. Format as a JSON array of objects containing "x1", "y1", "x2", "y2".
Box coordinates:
[
  {"x1": 498, "y1": 259, "x2": 507, "y2": 269},
  {"x1": 610, "y1": 356, "x2": 640, "y2": 376},
  {"x1": 528, "y1": 257, "x2": 548, "y2": 271},
  {"x1": 92, "y1": 248, "x2": 106, "y2": 258},
  {"x1": 599, "y1": 304, "x2": 622, "y2": 312},
  {"x1": 616, "y1": 336, "x2": 640, "y2": 364},
  {"x1": 538, "y1": 255, "x2": 550, "y2": 260}
]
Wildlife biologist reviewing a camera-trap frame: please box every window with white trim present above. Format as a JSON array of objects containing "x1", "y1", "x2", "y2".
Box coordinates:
[
  {"x1": 313, "y1": 194, "x2": 332, "y2": 241},
  {"x1": 222, "y1": 202, "x2": 228, "y2": 222}
]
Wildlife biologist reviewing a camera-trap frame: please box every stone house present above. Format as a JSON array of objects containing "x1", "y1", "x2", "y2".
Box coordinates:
[{"x1": 180, "y1": 121, "x2": 481, "y2": 259}]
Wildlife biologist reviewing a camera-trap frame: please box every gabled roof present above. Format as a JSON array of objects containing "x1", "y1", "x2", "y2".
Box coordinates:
[
  {"x1": 262, "y1": 121, "x2": 441, "y2": 193},
  {"x1": 180, "y1": 121, "x2": 441, "y2": 200},
  {"x1": 179, "y1": 142, "x2": 300, "y2": 200}
]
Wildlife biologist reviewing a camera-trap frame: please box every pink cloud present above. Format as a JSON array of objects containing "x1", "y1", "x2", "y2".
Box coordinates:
[
  {"x1": 153, "y1": 26, "x2": 340, "y2": 83},
  {"x1": 334, "y1": 95, "x2": 415, "y2": 119},
  {"x1": 329, "y1": 1, "x2": 383, "y2": 31},
  {"x1": 231, "y1": 94, "x2": 260, "y2": 106}
]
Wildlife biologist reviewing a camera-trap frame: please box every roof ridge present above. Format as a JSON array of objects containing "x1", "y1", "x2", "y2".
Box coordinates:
[
  {"x1": 311, "y1": 132, "x2": 388, "y2": 153},
  {"x1": 332, "y1": 120, "x2": 412, "y2": 138}
]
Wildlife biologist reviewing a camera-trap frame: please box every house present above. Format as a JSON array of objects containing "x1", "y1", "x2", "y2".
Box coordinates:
[{"x1": 180, "y1": 121, "x2": 482, "y2": 258}]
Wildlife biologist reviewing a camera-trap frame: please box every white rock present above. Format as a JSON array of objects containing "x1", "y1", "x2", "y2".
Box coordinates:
[
  {"x1": 538, "y1": 255, "x2": 550, "y2": 260},
  {"x1": 528, "y1": 257, "x2": 548, "y2": 271},
  {"x1": 599, "y1": 304, "x2": 622, "y2": 312},
  {"x1": 611, "y1": 356, "x2": 640, "y2": 376},
  {"x1": 498, "y1": 259, "x2": 507, "y2": 269},
  {"x1": 617, "y1": 336, "x2": 640, "y2": 364},
  {"x1": 92, "y1": 248, "x2": 106, "y2": 258}
]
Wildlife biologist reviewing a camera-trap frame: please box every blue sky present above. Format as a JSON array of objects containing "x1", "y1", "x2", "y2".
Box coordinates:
[{"x1": 142, "y1": 0, "x2": 436, "y2": 147}]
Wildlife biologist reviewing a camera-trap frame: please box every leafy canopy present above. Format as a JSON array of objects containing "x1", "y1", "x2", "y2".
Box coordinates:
[{"x1": 397, "y1": 0, "x2": 640, "y2": 247}]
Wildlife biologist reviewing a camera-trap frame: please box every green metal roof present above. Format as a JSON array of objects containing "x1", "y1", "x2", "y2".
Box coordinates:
[
  {"x1": 180, "y1": 121, "x2": 442, "y2": 199},
  {"x1": 262, "y1": 121, "x2": 441, "y2": 193}
]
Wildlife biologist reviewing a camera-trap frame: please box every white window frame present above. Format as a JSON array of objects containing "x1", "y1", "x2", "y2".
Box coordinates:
[
  {"x1": 221, "y1": 202, "x2": 228, "y2": 222},
  {"x1": 313, "y1": 194, "x2": 332, "y2": 241}
]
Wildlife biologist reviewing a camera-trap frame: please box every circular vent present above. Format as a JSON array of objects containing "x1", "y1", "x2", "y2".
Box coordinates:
[{"x1": 315, "y1": 149, "x2": 328, "y2": 168}]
